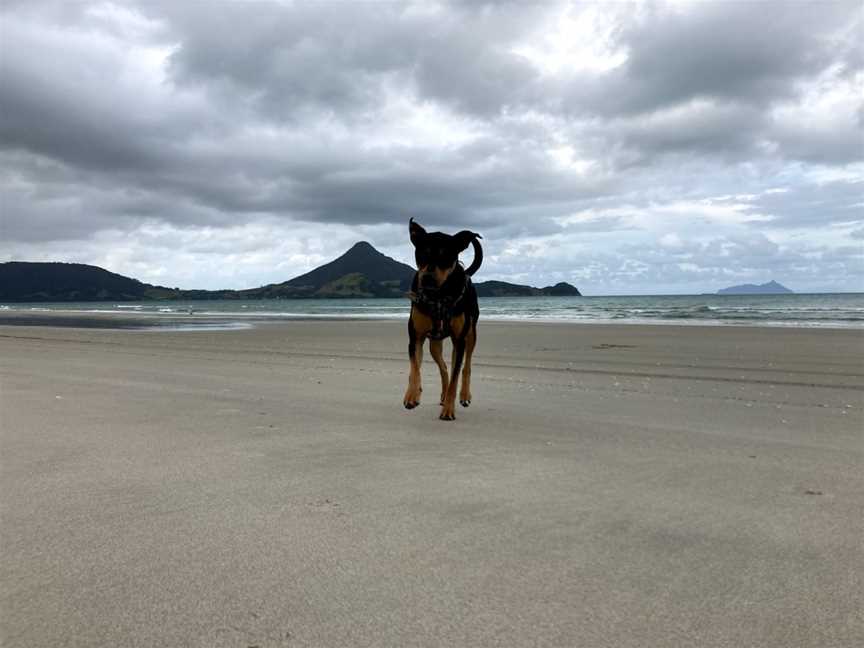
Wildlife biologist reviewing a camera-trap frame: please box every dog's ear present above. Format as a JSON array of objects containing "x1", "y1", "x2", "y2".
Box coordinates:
[
  {"x1": 409, "y1": 218, "x2": 427, "y2": 247},
  {"x1": 454, "y1": 230, "x2": 482, "y2": 253}
]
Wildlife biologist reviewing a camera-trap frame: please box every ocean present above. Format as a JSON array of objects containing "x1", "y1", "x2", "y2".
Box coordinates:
[{"x1": 2, "y1": 293, "x2": 863, "y2": 328}]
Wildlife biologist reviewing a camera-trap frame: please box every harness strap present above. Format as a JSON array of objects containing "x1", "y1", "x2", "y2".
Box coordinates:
[{"x1": 410, "y1": 275, "x2": 470, "y2": 340}]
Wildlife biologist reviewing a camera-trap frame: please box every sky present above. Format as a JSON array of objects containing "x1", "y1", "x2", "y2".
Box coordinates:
[{"x1": 1, "y1": 0, "x2": 862, "y2": 295}]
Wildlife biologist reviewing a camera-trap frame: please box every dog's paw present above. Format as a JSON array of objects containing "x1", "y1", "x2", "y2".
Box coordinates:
[
  {"x1": 403, "y1": 388, "x2": 421, "y2": 410},
  {"x1": 439, "y1": 404, "x2": 456, "y2": 420}
]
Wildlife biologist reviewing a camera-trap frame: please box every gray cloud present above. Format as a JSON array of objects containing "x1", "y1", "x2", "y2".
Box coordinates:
[
  {"x1": 159, "y1": 1, "x2": 545, "y2": 119},
  {"x1": 1, "y1": 0, "x2": 862, "y2": 292},
  {"x1": 755, "y1": 180, "x2": 864, "y2": 228},
  {"x1": 768, "y1": 120, "x2": 864, "y2": 166},
  {"x1": 568, "y1": 2, "x2": 854, "y2": 117}
]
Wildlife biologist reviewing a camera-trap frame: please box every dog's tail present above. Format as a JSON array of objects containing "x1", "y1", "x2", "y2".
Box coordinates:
[{"x1": 465, "y1": 234, "x2": 483, "y2": 277}]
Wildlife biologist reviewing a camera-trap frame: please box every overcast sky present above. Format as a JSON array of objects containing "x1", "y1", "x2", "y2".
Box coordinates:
[{"x1": 1, "y1": 0, "x2": 862, "y2": 294}]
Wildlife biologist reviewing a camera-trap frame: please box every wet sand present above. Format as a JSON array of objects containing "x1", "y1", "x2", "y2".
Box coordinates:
[{"x1": 1, "y1": 319, "x2": 862, "y2": 647}]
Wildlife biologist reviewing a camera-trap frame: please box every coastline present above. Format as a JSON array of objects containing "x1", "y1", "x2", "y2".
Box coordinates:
[
  {"x1": 1, "y1": 306, "x2": 863, "y2": 330},
  {"x1": 2, "y1": 320, "x2": 862, "y2": 647}
]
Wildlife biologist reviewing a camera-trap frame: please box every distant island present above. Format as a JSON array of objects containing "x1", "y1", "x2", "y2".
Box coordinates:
[
  {"x1": 717, "y1": 280, "x2": 794, "y2": 295},
  {"x1": 473, "y1": 280, "x2": 580, "y2": 297},
  {"x1": 0, "y1": 242, "x2": 580, "y2": 301}
]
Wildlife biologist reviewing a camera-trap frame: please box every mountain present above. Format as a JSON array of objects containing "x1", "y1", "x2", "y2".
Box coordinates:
[
  {"x1": 717, "y1": 280, "x2": 793, "y2": 295},
  {"x1": 0, "y1": 262, "x2": 151, "y2": 301},
  {"x1": 242, "y1": 241, "x2": 415, "y2": 298},
  {"x1": 474, "y1": 280, "x2": 580, "y2": 297},
  {"x1": 540, "y1": 281, "x2": 582, "y2": 296},
  {"x1": 1, "y1": 243, "x2": 582, "y2": 301}
]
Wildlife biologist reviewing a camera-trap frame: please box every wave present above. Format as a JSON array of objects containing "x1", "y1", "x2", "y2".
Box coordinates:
[{"x1": 2, "y1": 294, "x2": 862, "y2": 329}]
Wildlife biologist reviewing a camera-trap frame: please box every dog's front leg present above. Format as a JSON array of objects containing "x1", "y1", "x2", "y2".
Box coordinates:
[
  {"x1": 440, "y1": 337, "x2": 465, "y2": 420},
  {"x1": 440, "y1": 316, "x2": 467, "y2": 420},
  {"x1": 428, "y1": 339, "x2": 449, "y2": 405},
  {"x1": 403, "y1": 318, "x2": 425, "y2": 409}
]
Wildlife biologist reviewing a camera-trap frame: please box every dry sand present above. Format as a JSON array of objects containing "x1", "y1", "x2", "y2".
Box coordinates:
[{"x1": 1, "y1": 319, "x2": 862, "y2": 647}]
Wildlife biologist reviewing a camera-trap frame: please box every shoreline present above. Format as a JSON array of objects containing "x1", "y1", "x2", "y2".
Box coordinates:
[{"x1": 1, "y1": 308, "x2": 862, "y2": 331}]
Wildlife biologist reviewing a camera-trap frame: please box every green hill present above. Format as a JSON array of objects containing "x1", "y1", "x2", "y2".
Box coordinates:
[
  {"x1": 239, "y1": 241, "x2": 415, "y2": 298},
  {"x1": 0, "y1": 262, "x2": 150, "y2": 301},
  {"x1": 1, "y1": 243, "x2": 581, "y2": 301},
  {"x1": 474, "y1": 280, "x2": 580, "y2": 297}
]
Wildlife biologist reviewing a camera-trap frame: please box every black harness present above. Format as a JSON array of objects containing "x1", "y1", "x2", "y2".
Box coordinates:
[{"x1": 410, "y1": 274, "x2": 471, "y2": 340}]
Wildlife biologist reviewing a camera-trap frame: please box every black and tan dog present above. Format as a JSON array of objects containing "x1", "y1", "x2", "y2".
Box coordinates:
[{"x1": 403, "y1": 218, "x2": 483, "y2": 420}]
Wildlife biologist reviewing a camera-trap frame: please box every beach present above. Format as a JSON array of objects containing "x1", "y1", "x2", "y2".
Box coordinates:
[{"x1": 1, "y1": 318, "x2": 862, "y2": 647}]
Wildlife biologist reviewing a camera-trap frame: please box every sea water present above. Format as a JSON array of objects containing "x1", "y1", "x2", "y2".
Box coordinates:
[{"x1": 2, "y1": 293, "x2": 863, "y2": 328}]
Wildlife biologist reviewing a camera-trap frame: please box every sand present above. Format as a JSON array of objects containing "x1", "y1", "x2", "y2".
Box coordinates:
[{"x1": 1, "y1": 318, "x2": 862, "y2": 647}]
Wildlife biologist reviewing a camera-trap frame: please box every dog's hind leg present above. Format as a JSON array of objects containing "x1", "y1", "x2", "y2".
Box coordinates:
[
  {"x1": 460, "y1": 321, "x2": 476, "y2": 407},
  {"x1": 403, "y1": 317, "x2": 425, "y2": 409},
  {"x1": 429, "y1": 339, "x2": 449, "y2": 405}
]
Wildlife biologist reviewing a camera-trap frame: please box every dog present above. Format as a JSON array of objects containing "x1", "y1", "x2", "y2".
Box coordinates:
[{"x1": 403, "y1": 218, "x2": 483, "y2": 420}]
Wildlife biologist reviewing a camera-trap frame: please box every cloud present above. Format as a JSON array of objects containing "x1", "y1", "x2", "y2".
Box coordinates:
[
  {"x1": 565, "y1": 2, "x2": 856, "y2": 117},
  {"x1": 1, "y1": 0, "x2": 862, "y2": 293},
  {"x1": 754, "y1": 178, "x2": 864, "y2": 228}
]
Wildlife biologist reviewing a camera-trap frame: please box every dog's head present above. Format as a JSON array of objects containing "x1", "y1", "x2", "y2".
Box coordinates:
[{"x1": 409, "y1": 218, "x2": 481, "y2": 290}]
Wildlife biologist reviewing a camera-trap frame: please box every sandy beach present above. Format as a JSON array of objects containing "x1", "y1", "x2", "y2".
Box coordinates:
[{"x1": 1, "y1": 318, "x2": 862, "y2": 647}]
